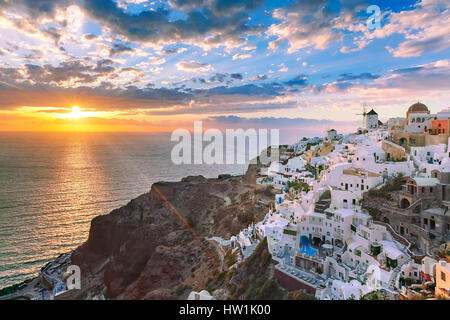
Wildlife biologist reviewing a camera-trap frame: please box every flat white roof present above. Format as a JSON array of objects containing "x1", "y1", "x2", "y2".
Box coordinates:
[
  {"x1": 413, "y1": 178, "x2": 440, "y2": 186},
  {"x1": 381, "y1": 240, "x2": 404, "y2": 260},
  {"x1": 334, "y1": 208, "x2": 356, "y2": 218}
]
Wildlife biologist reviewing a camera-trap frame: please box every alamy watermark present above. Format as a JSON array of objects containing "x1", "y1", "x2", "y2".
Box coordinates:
[
  {"x1": 367, "y1": 5, "x2": 381, "y2": 30},
  {"x1": 65, "y1": 265, "x2": 81, "y2": 290},
  {"x1": 170, "y1": 121, "x2": 280, "y2": 166}
]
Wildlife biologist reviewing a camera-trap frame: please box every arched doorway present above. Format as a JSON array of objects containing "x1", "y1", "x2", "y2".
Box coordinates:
[
  {"x1": 383, "y1": 217, "x2": 390, "y2": 224},
  {"x1": 400, "y1": 198, "x2": 410, "y2": 209}
]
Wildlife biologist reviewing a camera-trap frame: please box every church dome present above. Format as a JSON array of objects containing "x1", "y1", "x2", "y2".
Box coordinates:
[{"x1": 407, "y1": 102, "x2": 429, "y2": 114}]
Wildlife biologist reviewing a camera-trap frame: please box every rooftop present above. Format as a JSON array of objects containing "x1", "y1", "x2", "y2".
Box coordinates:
[
  {"x1": 408, "y1": 102, "x2": 429, "y2": 114},
  {"x1": 411, "y1": 177, "x2": 440, "y2": 186}
]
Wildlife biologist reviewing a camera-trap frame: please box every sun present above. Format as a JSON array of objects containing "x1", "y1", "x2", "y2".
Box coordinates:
[
  {"x1": 57, "y1": 105, "x2": 86, "y2": 119},
  {"x1": 65, "y1": 105, "x2": 85, "y2": 119}
]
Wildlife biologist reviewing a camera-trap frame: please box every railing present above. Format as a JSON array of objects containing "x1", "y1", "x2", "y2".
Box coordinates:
[{"x1": 373, "y1": 221, "x2": 415, "y2": 257}]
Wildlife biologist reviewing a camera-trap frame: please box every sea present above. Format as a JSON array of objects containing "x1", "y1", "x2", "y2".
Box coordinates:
[{"x1": 0, "y1": 132, "x2": 254, "y2": 288}]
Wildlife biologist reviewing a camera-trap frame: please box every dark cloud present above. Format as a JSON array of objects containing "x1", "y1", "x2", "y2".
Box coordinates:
[
  {"x1": 283, "y1": 74, "x2": 308, "y2": 87},
  {"x1": 393, "y1": 67, "x2": 424, "y2": 74},
  {"x1": 109, "y1": 43, "x2": 134, "y2": 56},
  {"x1": 82, "y1": 0, "x2": 264, "y2": 46},
  {"x1": 193, "y1": 83, "x2": 285, "y2": 97},
  {"x1": 209, "y1": 73, "x2": 227, "y2": 83},
  {"x1": 191, "y1": 73, "x2": 243, "y2": 84},
  {"x1": 83, "y1": 33, "x2": 99, "y2": 41},
  {"x1": 212, "y1": 0, "x2": 266, "y2": 15},
  {"x1": 157, "y1": 47, "x2": 186, "y2": 55},
  {"x1": 337, "y1": 73, "x2": 379, "y2": 81},
  {"x1": 0, "y1": 0, "x2": 72, "y2": 16},
  {"x1": 230, "y1": 73, "x2": 243, "y2": 80},
  {"x1": 2, "y1": 59, "x2": 117, "y2": 86}
]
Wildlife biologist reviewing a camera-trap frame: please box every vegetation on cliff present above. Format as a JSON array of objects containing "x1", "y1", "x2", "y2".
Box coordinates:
[{"x1": 223, "y1": 238, "x2": 315, "y2": 300}]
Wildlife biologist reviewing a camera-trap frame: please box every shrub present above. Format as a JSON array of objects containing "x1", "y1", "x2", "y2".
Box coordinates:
[{"x1": 319, "y1": 189, "x2": 331, "y2": 200}]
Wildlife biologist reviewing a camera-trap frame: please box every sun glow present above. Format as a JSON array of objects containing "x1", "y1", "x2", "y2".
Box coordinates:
[{"x1": 63, "y1": 105, "x2": 86, "y2": 119}]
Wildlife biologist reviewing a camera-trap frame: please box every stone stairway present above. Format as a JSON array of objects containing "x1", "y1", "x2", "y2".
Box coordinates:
[{"x1": 314, "y1": 199, "x2": 331, "y2": 213}]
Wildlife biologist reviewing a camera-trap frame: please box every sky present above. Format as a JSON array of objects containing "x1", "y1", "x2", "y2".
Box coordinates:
[{"x1": 0, "y1": 0, "x2": 449, "y2": 139}]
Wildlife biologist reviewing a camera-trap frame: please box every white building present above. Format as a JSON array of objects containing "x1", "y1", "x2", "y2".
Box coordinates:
[
  {"x1": 188, "y1": 290, "x2": 213, "y2": 300},
  {"x1": 327, "y1": 129, "x2": 337, "y2": 141},
  {"x1": 405, "y1": 113, "x2": 436, "y2": 133}
]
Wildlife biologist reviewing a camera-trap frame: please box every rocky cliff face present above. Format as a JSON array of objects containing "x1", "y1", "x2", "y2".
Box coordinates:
[{"x1": 67, "y1": 174, "x2": 273, "y2": 300}]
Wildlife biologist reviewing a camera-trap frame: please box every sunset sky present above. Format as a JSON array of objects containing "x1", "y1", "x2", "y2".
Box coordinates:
[{"x1": 0, "y1": 0, "x2": 449, "y2": 134}]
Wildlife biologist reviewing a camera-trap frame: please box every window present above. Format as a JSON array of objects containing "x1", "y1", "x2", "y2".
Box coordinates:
[
  {"x1": 442, "y1": 271, "x2": 446, "y2": 282},
  {"x1": 430, "y1": 187, "x2": 433, "y2": 193},
  {"x1": 424, "y1": 218, "x2": 428, "y2": 225}
]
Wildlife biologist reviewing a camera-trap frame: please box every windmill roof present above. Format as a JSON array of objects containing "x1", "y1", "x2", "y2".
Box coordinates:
[{"x1": 367, "y1": 109, "x2": 377, "y2": 115}]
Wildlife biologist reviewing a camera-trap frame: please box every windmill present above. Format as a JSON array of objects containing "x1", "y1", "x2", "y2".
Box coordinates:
[{"x1": 356, "y1": 103, "x2": 368, "y2": 128}]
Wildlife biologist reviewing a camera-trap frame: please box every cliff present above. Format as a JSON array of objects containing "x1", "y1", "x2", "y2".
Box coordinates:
[{"x1": 64, "y1": 173, "x2": 274, "y2": 300}]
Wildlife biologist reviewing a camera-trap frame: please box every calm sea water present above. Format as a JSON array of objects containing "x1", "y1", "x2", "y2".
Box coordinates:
[{"x1": 0, "y1": 132, "x2": 249, "y2": 288}]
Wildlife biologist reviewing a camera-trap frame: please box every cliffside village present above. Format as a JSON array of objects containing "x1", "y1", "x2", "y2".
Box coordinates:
[
  {"x1": 201, "y1": 102, "x2": 450, "y2": 301},
  {"x1": 7, "y1": 103, "x2": 449, "y2": 301}
]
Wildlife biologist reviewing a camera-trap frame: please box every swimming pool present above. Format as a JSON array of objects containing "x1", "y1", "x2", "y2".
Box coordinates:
[{"x1": 300, "y1": 246, "x2": 317, "y2": 256}]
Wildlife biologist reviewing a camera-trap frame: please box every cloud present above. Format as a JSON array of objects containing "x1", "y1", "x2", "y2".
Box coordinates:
[
  {"x1": 232, "y1": 53, "x2": 252, "y2": 60},
  {"x1": 267, "y1": 0, "x2": 367, "y2": 53},
  {"x1": 176, "y1": 60, "x2": 211, "y2": 72},
  {"x1": 22, "y1": 60, "x2": 114, "y2": 84},
  {"x1": 190, "y1": 72, "x2": 242, "y2": 84},
  {"x1": 351, "y1": 0, "x2": 450, "y2": 57},
  {"x1": 388, "y1": 35, "x2": 450, "y2": 58},
  {"x1": 283, "y1": 74, "x2": 308, "y2": 87},
  {"x1": 81, "y1": 0, "x2": 264, "y2": 49},
  {"x1": 208, "y1": 115, "x2": 339, "y2": 127},
  {"x1": 252, "y1": 74, "x2": 268, "y2": 81},
  {"x1": 156, "y1": 47, "x2": 187, "y2": 55},
  {"x1": 378, "y1": 59, "x2": 450, "y2": 92},
  {"x1": 0, "y1": 0, "x2": 73, "y2": 17},
  {"x1": 83, "y1": 33, "x2": 98, "y2": 41},
  {"x1": 109, "y1": 43, "x2": 134, "y2": 56},
  {"x1": 205, "y1": 115, "x2": 358, "y2": 142},
  {"x1": 338, "y1": 73, "x2": 379, "y2": 81},
  {"x1": 230, "y1": 73, "x2": 243, "y2": 80}
]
